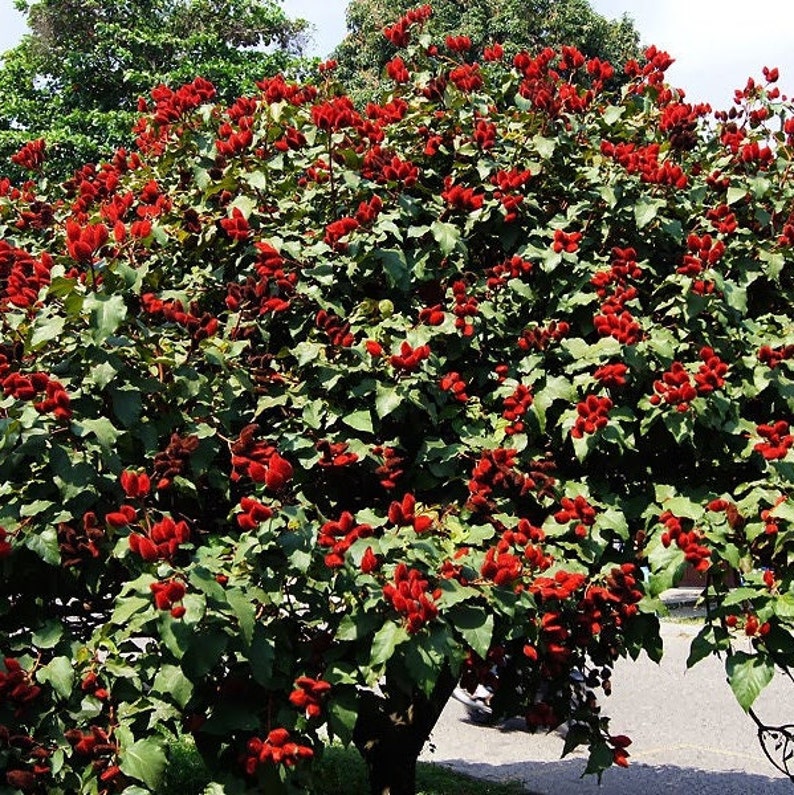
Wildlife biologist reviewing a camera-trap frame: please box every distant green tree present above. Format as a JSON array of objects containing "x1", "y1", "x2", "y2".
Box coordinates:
[
  {"x1": 332, "y1": 0, "x2": 640, "y2": 101},
  {"x1": 0, "y1": 0, "x2": 309, "y2": 179}
]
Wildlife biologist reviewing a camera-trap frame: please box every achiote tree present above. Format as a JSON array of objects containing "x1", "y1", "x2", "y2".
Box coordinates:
[
  {"x1": 0, "y1": 0, "x2": 308, "y2": 180},
  {"x1": 2, "y1": 5, "x2": 794, "y2": 794}
]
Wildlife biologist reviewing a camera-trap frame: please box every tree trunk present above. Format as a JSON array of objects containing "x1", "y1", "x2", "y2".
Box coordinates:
[{"x1": 353, "y1": 666, "x2": 457, "y2": 795}]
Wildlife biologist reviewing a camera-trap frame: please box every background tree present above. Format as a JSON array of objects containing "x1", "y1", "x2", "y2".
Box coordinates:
[
  {"x1": 332, "y1": 0, "x2": 640, "y2": 100},
  {"x1": 0, "y1": 0, "x2": 309, "y2": 179}
]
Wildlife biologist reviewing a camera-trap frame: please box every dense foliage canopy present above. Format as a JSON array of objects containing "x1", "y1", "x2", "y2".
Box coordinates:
[
  {"x1": 332, "y1": 0, "x2": 640, "y2": 100},
  {"x1": 2, "y1": 5, "x2": 794, "y2": 794},
  {"x1": 0, "y1": 0, "x2": 308, "y2": 179}
]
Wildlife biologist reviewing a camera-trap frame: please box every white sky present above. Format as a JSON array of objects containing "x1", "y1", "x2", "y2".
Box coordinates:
[{"x1": 1, "y1": 0, "x2": 793, "y2": 110}]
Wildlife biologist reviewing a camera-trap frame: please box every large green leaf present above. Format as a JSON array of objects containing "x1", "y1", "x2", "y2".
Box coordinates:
[
  {"x1": 119, "y1": 735, "x2": 167, "y2": 790},
  {"x1": 726, "y1": 651, "x2": 774, "y2": 711}
]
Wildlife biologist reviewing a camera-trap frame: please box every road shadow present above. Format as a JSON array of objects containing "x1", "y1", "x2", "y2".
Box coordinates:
[{"x1": 431, "y1": 757, "x2": 794, "y2": 795}]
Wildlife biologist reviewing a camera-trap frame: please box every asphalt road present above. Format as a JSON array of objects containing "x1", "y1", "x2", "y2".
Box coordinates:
[{"x1": 421, "y1": 619, "x2": 794, "y2": 794}]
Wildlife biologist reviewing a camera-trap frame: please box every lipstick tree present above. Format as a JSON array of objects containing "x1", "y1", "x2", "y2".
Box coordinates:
[{"x1": 2, "y1": 6, "x2": 794, "y2": 794}]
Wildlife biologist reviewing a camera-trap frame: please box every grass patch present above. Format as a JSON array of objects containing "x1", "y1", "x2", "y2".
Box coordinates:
[
  {"x1": 162, "y1": 736, "x2": 531, "y2": 794},
  {"x1": 317, "y1": 745, "x2": 530, "y2": 795}
]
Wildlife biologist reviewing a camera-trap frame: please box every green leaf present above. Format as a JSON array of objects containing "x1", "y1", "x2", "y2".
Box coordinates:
[
  {"x1": 152, "y1": 665, "x2": 193, "y2": 709},
  {"x1": 226, "y1": 589, "x2": 256, "y2": 646},
  {"x1": 726, "y1": 186, "x2": 747, "y2": 205},
  {"x1": 119, "y1": 736, "x2": 167, "y2": 790},
  {"x1": 336, "y1": 611, "x2": 382, "y2": 642},
  {"x1": 375, "y1": 383, "x2": 402, "y2": 418},
  {"x1": 84, "y1": 293, "x2": 127, "y2": 341},
  {"x1": 250, "y1": 624, "x2": 275, "y2": 686},
  {"x1": 634, "y1": 199, "x2": 664, "y2": 229},
  {"x1": 602, "y1": 105, "x2": 625, "y2": 125},
  {"x1": 450, "y1": 604, "x2": 494, "y2": 659},
  {"x1": 181, "y1": 629, "x2": 228, "y2": 680},
  {"x1": 73, "y1": 417, "x2": 121, "y2": 450},
  {"x1": 532, "y1": 134, "x2": 556, "y2": 159},
  {"x1": 430, "y1": 220, "x2": 460, "y2": 256},
  {"x1": 342, "y1": 409, "x2": 374, "y2": 434},
  {"x1": 31, "y1": 314, "x2": 65, "y2": 348},
  {"x1": 370, "y1": 621, "x2": 409, "y2": 667},
  {"x1": 37, "y1": 656, "x2": 74, "y2": 700},
  {"x1": 726, "y1": 651, "x2": 774, "y2": 710},
  {"x1": 25, "y1": 526, "x2": 60, "y2": 565},
  {"x1": 32, "y1": 621, "x2": 63, "y2": 649}
]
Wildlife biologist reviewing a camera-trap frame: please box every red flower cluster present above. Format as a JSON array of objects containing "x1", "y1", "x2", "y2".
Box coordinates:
[
  {"x1": 324, "y1": 216, "x2": 359, "y2": 249},
  {"x1": 0, "y1": 526, "x2": 11, "y2": 558},
  {"x1": 150, "y1": 578, "x2": 187, "y2": 618},
  {"x1": 288, "y1": 676, "x2": 331, "y2": 718},
  {"x1": 502, "y1": 383, "x2": 533, "y2": 435},
  {"x1": 220, "y1": 207, "x2": 251, "y2": 241},
  {"x1": 554, "y1": 495, "x2": 597, "y2": 538},
  {"x1": 0, "y1": 241, "x2": 53, "y2": 308},
  {"x1": 2, "y1": 371, "x2": 72, "y2": 421},
  {"x1": 316, "y1": 439, "x2": 359, "y2": 468},
  {"x1": 146, "y1": 76, "x2": 216, "y2": 126},
  {"x1": 706, "y1": 203, "x2": 738, "y2": 235},
  {"x1": 311, "y1": 96, "x2": 361, "y2": 133},
  {"x1": 65, "y1": 221, "x2": 109, "y2": 270},
  {"x1": 382, "y1": 4, "x2": 432, "y2": 47},
  {"x1": 552, "y1": 229, "x2": 581, "y2": 254},
  {"x1": 593, "y1": 305, "x2": 642, "y2": 345},
  {"x1": 474, "y1": 117, "x2": 497, "y2": 150},
  {"x1": 418, "y1": 304, "x2": 445, "y2": 325},
  {"x1": 450, "y1": 279, "x2": 478, "y2": 336},
  {"x1": 64, "y1": 725, "x2": 121, "y2": 784},
  {"x1": 439, "y1": 371, "x2": 468, "y2": 402},
  {"x1": 486, "y1": 254, "x2": 533, "y2": 290},
  {"x1": 449, "y1": 63, "x2": 483, "y2": 92},
  {"x1": 571, "y1": 394, "x2": 612, "y2": 439},
  {"x1": 649, "y1": 362, "x2": 695, "y2": 411},
  {"x1": 386, "y1": 56, "x2": 410, "y2": 84},
  {"x1": 129, "y1": 515, "x2": 191, "y2": 562},
  {"x1": 0, "y1": 658, "x2": 42, "y2": 714},
  {"x1": 517, "y1": 320, "x2": 569, "y2": 352},
  {"x1": 141, "y1": 292, "x2": 219, "y2": 343},
  {"x1": 594, "y1": 363, "x2": 628, "y2": 388},
  {"x1": 694, "y1": 346, "x2": 728, "y2": 394},
  {"x1": 318, "y1": 510, "x2": 373, "y2": 568},
  {"x1": 758, "y1": 344, "x2": 794, "y2": 368},
  {"x1": 237, "y1": 496, "x2": 274, "y2": 530},
  {"x1": 120, "y1": 469, "x2": 150, "y2": 498},
  {"x1": 491, "y1": 168, "x2": 532, "y2": 222},
  {"x1": 754, "y1": 421, "x2": 794, "y2": 460},
  {"x1": 659, "y1": 101, "x2": 711, "y2": 150},
  {"x1": 659, "y1": 511, "x2": 711, "y2": 571},
  {"x1": 244, "y1": 729, "x2": 313, "y2": 774},
  {"x1": 468, "y1": 448, "x2": 530, "y2": 510},
  {"x1": 529, "y1": 569, "x2": 588, "y2": 601},
  {"x1": 230, "y1": 425, "x2": 293, "y2": 489},
  {"x1": 372, "y1": 445, "x2": 405, "y2": 489},
  {"x1": 390, "y1": 340, "x2": 430, "y2": 372},
  {"x1": 678, "y1": 233, "x2": 725, "y2": 278},
  {"x1": 590, "y1": 247, "x2": 642, "y2": 298},
  {"x1": 11, "y1": 138, "x2": 46, "y2": 171},
  {"x1": 316, "y1": 309, "x2": 354, "y2": 347},
  {"x1": 600, "y1": 140, "x2": 688, "y2": 189},
  {"x1": 382, "y1": 563, "x2": 439, "y2": 633},
  {"x1": 445, "y1": 35, "x2": 472, "y2": 52},
  {"x1": 388, "y1": 492, "x2": 433, "y2": 533},
  {"x1": 480, "y1": 546, "x2": 522, "y2": 586},
  {"x1": 442, "y1": 178, "x2": 484, "y2": 212}
]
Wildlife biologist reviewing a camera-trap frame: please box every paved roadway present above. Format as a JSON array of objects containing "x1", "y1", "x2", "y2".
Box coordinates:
[{"x1": 421, "y1": 618, "x2": 794, "y2": 794}]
